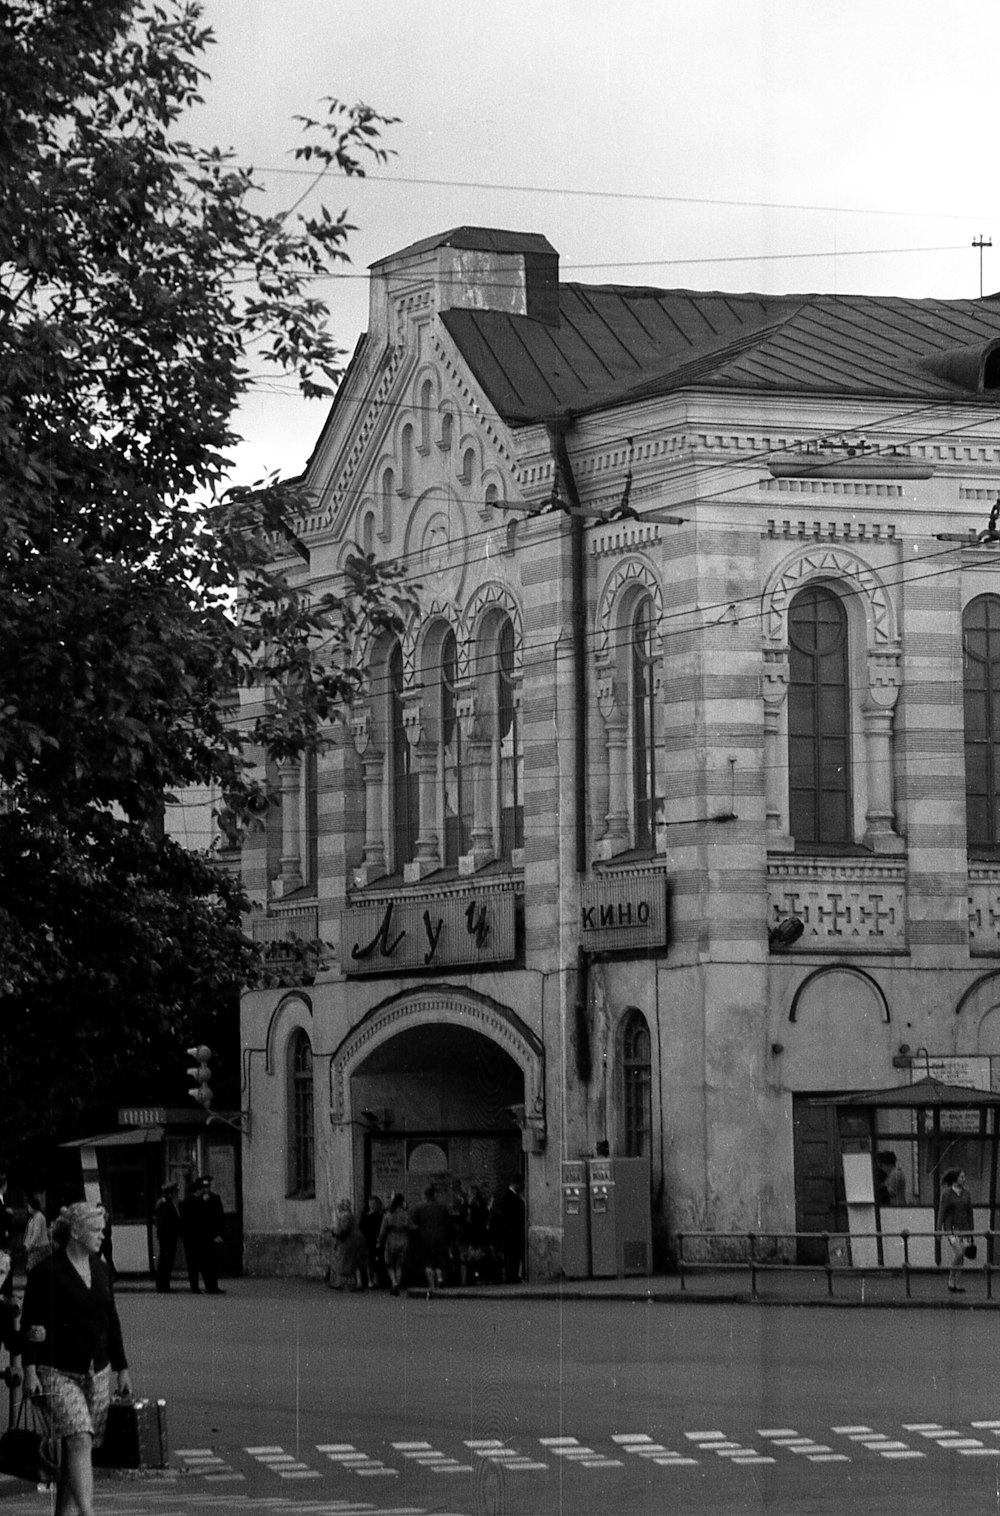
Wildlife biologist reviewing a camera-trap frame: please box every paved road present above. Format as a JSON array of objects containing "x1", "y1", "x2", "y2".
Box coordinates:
[{"x1": 4, "y1": 1281, "x2": 999, "y2": 1514}]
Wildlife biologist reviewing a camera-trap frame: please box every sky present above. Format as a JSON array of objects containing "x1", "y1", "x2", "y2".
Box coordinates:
[{"x1": 188, "y1": 0, "x2": 1000, "y2": 486}]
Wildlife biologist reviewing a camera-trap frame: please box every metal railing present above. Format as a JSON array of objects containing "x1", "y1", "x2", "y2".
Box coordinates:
[{"x1": 676, "y1": 1229, "x2": 998, "y2": 1299}]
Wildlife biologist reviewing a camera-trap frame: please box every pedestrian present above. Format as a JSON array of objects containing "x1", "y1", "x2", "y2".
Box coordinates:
[
  {"x1": 21, "y1": 1202, "x2": 131, "y2": 1516},
  {"x1": 328, "y1": 1198, "x2": 368, "y2": 1290},
  {"x1": 378, "y1": 1192, "x2": 410, "y2": 1295},
  {"x1": 22, "y1": 1193, "x2": 50, "y2": 1272},
  {"x1": 464, "y1": 1185, "x2": 490, "y2": 1284},
  {"x1": 0, "y1": 1172, "x2": 14, "y2": 1301},
  {"x1": 938, "y1": 1168, "x2": 975, "y2": 1293},
  {"x1": 359, "y1": 1195, "x2": 385, "y2": 1288},
  {"x1": 491, "y1": 1176, "x2": 526, "y2": 1284},
  {"x1": 153, "y1": 1181, "x2": 182, "y2": 1292},
  {"x1": 878, "y1": 1150, "x2": 906, "y2": 1207},
  {"x1": 181, "y1": 1176, "x2": 226, "y2": 1294},
  {"x1": 409, "y1": 1183, "x2": 451, "y2": 1293}
]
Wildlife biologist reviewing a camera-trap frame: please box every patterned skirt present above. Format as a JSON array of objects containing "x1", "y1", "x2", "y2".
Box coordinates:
[{"x1": 36, "y1": 1363, "x2": 112, "y2": 1443}]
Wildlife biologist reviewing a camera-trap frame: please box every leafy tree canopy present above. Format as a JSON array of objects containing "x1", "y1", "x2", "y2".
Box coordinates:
[{"x1": 0, "y1": 0, "x2": 404, "y2": 1172}]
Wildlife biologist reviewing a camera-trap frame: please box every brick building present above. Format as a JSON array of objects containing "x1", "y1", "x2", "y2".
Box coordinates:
[{"x1": 237, "y1": 226, "x2": 1000, "y2": 1277}]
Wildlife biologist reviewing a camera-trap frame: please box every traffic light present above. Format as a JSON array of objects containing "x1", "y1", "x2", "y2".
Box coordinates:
[{"x1": 187, "y1": 1045, "x2": 213, "y2": 1109}]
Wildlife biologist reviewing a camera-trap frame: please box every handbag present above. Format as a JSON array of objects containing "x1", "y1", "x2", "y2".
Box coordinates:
[
  {"x1": 0, "y1": 1396, "x2": 60, "y2": 1483},
  {"x1": 965, "y1": 1242, "x2": 978, "y2": 1259}
]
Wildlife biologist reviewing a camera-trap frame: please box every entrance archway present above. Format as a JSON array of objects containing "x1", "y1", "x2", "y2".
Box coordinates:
[{"x1": 330, "y1": 985, "x2": 545, "y2": 1213}]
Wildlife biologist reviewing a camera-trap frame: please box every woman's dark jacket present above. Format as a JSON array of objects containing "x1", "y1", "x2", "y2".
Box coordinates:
[
  {"x1": 937, "y1": 1188, "x2": 975, "y2": 1235},
  {"x1": 21, "y1": 1250, "x2": 127, "y2": 1375}
]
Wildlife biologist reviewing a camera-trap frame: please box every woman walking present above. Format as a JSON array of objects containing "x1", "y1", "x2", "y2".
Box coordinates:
[
  {"x1": 938, "y1": 1168, "x2": 975, "y2": 1294},
  {"x1": 378, "y1": 1193, "x2": 410, "y2": 1296},
  {"x1": 21, "y1": 1202, "x2": 131, "y2": 1516},
  {"x1": 22, "y1": 1194, "x2": 50, "y2": 1273}
]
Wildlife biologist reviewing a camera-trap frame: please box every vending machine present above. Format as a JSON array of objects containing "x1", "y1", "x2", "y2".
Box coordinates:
[
  {"x1": 589, "y1": 1156, "x2": 652, "y2": 1277},
  {"x1": 560, "y1": 1160, "x2": 591, "y2": 1278}
]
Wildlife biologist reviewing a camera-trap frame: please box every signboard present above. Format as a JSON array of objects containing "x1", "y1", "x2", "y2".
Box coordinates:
[
  {"x1": 345, "y1": 889, "x2": 517, "y2": 975},
  {"x1": 913, "y1": 1057, "x2": 990, "y2": 1133},
  {"x1": 579, "y1": 875, "x2": 669, "y2": 952}
]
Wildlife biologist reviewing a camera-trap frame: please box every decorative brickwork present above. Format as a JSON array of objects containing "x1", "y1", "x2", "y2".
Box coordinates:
[{"x1": 768, "y1": 857, "x2": 907, "y2": 951}]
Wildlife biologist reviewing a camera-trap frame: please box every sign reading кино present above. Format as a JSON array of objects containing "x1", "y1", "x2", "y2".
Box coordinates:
[{"x1": 579, "y1": 874, "x2": 670, "y2": 952}]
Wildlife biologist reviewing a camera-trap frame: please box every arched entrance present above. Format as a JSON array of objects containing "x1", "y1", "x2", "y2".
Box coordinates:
[
  {"x1": 354, "y1": 1022, "x2": 525, "y2": 1205},
  {"x1": 330, "y1": 985, "x2": 546, "y2": 1215}
]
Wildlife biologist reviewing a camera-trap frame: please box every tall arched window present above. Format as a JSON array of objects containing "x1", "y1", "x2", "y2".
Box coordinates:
[
  {"x1": 964, "y1": 594, "x2": 1000, "y2": 852},
  {"x1": 631, "y1": 598, "x2": 659, "y2": 850},
  {"x1": 788, "y1": 585, "x2": 851, "y2": 846},
  {"x1": 622, "y1": 1010, "x2": 652, "y2": 1158},
  {"x1": 287, "y1": 1030, "x2": 315, "y2": 1198},
  {"x1": 389, "y1": 642, "x2": 417, "y2": 871},
  {"x1": 440, "y1": 630, "x2": 470, "y2": 865},
  {"x1": 496, "y1": 617, "x2": 523, "y2": 860}
]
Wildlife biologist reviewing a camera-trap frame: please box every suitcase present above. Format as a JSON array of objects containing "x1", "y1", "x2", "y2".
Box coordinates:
[{"x1": 94, "y1": 1396, "x2": 169, "y2": 1468}]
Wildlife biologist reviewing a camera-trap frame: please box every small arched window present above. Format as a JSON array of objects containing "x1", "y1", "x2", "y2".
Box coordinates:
[
  {"x1": 389, "y1": 642, "x2": 417, "y2": 871},
  {"x1": 788, "y1": 585, "x2": 851, "y2": 846},
  {"x1": 496, "y1": 617, "x2": 523, "y2": 860},
  {"x1": 287, "y1": 1030, "x2": 315, "y2": 1198},
  {"x1": 621, "y1": 1010, "x2": 652, "y2": 1158},
  {"x1": 440, "y1": 629, "x2": 470, "y2": 865},
  {"x1": 964, "y1": 594, "x2": 1000, "y2": 851},
  {"x1": 631, "y1": 597, "x2": 659, "y2": 850}
]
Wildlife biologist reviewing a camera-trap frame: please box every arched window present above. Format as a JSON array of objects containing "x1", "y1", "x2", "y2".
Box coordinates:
[
  {"x1": 622, "y1": 1010, "x2": 652, "y2": 1158},
  {"x1": 440, "y1": 629, "x2": 470, "y2": 865},
  {"x1": 788, "y1": 586, "x2": 851, "y2": 846},
  {"x1": 496, "y1": 617, "x2": 523, "y2": 860},
  {"x1": 287, "y1": 1030, "x2": 315, "y2": 1198},
  {"x1": 964, "y1": 594, "x2": 1000, "y2": 852},
  {"x1": 631, "y1": 597, "x2": 659, "y2": 850},
  {"x1": 389, "y1": 642, "x2": 417, "y2": 871}
]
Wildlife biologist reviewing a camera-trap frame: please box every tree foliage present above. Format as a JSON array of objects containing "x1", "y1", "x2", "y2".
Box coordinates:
[{"x1": 0, "y1": 0, "x2": 403, "y2": 1169}]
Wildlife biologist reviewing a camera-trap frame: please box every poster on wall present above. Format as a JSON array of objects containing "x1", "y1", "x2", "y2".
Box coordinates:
[{"x1": 207, "y1": 1144, "x2": 237, "y2": 1213}]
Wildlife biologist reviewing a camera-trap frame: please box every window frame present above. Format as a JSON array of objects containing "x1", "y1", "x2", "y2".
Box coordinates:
[
  {"x1": 621, "y1": 1009, "x2": 652, "y2": 1159},
  {"x1": 964, "y1": 593, "x2": 1000, "y2": 855},
  {"x1": 286, "y1": 1029, "x2": 315, "y2": 1199},
  {"x1": 787, "y1": 583, "x2": 853, "y2": 850}
]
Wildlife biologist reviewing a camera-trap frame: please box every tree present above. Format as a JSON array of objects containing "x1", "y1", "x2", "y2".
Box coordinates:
[{"x1": 0, "y1": 0, "x2": 404, "y2": 1168}]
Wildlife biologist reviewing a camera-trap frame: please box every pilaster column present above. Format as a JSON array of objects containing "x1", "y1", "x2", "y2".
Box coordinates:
[
  {"x1": 863, "y1": 645, "x2": 904, "y2": 854},
  {"x1": 401, "y1": 695, "x2": 439, "y2": 881},
  {"x1": 351, "y1": 709, "x2": 386, "y2": 886},
  {"x1": 277, "y1": 758, "x2": 303, "y2": 894},
  {"x1": 762, "y1": 650, "x2": 792, "y2": 850}
]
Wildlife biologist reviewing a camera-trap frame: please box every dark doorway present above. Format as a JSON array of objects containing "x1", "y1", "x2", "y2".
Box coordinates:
[{"x1": 792, "y1": 1096, "x2": 845, "y2": 1263}]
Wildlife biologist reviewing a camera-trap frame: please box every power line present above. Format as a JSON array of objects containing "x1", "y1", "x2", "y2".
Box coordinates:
[{"x1": 256, "y1": 166, "x2": 988, "y2": 224}]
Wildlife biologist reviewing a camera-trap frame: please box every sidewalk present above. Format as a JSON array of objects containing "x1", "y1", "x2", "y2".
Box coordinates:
[
  {"x1": 104, "y1": 1265, "x2": 1000, "y2": 1308},
  {"x1": 430, "y1": 1264, "x2": 1000, "y2": 1308}
]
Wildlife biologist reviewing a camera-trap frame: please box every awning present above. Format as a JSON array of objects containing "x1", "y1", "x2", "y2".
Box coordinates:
[
  {"x1": 828, "y1": 1077, "x2": 1000, "y2": 1108},
  {"x1": 61, "y1": 1128, "x2": 164, "y2": 1149}
]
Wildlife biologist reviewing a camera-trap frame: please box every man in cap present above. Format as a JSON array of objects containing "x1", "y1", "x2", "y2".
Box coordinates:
[
  {"x1": 153, "y1": 1181, "x2": 181, "y2": 1292},
  {"x1": 181, "y1": 1176, "x2": 226, "y2": 1294}
]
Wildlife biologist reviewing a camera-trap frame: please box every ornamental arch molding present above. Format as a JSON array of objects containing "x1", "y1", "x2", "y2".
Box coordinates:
[
  {"x1": 596, "y1": 556, "x2": 663, "y2": 662},
  {"x1": 264, "y1": 992, "x2": 313, "y2": 1075},
  {"x1": 761, "y1": 543, "x2": 897, "y2": 651},
  {"x1": 460, "y1": 581, "x2": 524, "y2": 675},
  {"x1": 788, "y1": 965, "x2": 890, "y2": 1024},
  {"x1": 955, "y1": 970, "x2": 1000, "y2": 1055},
  {"x1": 328, "y1": 984, "x2": 545, "y2": 1124}
]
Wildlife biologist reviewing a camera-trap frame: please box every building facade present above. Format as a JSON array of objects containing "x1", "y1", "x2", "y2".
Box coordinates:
[{"x1": 238, "y1": 226, "x2": 1000, "y2": 1276}]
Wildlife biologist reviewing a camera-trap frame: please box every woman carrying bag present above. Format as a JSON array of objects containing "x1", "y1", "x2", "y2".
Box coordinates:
[
  {"x1": 20, "y1": 1202, "x2": 131, "y2": 1516},
  {"x1": 937, "y1": 1169, "x2": 975, "y2": 1294}
]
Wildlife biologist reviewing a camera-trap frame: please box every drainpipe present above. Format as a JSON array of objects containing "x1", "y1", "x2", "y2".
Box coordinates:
[{"x1": 545, "y1": 418, "x2": 592, "y2": 1088}]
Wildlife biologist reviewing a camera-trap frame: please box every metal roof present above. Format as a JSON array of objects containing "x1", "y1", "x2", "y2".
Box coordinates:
[
  {"x1": 828, "y1": 1077, "x2": 1000, "y2": 1108},
  {"x1": 441, "y1": 284, "x2": 1000, "y2": 424}
]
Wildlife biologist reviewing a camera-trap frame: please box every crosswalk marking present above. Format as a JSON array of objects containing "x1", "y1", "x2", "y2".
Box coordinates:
[
  {"x1": 538, "y1": 1435, "x2": 622, "y2": 1468},
  {"x1": 391, "y1": 1439, "x2": 472, "y2": 1473},
  {"x1": 317, "y1": 1442, "x2": 398, "y2": 1476},
  {"x1": 684, "y1": 1430, "x2": 776, "y2": 1464},
  {"x1": 611, "y1": 1432, "x2": 698, "y2": 1465},
  {"x1": 761, "y1": 1429, "x2": 848, "y2": 1463},
  {"x1": 464, "y1": 1438, "x2": 548, "y2": 1471}
]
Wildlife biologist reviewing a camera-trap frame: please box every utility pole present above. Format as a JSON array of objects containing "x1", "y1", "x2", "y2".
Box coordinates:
[{"x1": 973, "y1": 235, "x2": 992, "y2": 298}]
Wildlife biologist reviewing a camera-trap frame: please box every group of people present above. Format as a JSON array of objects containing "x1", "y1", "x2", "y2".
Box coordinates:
[
  {"x1": 328, "y1": 1178, "x2": 526, "y2": 1295},
  {"x1": 152, "y1": 1174, "x2": 225, "y2": 1294}
]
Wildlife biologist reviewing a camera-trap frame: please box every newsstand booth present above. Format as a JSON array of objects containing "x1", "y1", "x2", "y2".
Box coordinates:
[
  {"x1": 62, "y1": 1106, "x2": 242, "y2": 1278},
  {"x1": 827, "y1": 1077, "x2": 1000, "y2": 1269}
]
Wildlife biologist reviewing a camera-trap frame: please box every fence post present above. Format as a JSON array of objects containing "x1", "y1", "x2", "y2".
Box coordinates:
[
  {"x1": 822, "y1": 1232, "x2": 833, "y2": 1296},
  {"x1": 901, "y1": 1229, "x2": 911, "y2": 1299},
  {"x1": 678, "y1": 1233, "x2": 686, "y2": 1292},
  {"x1": 985, "y1": 1231, "x2": 993, "y2": 1301},
  {"x1": 747, "y1": 1232, "x2": 757, "y2": 1297}
]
